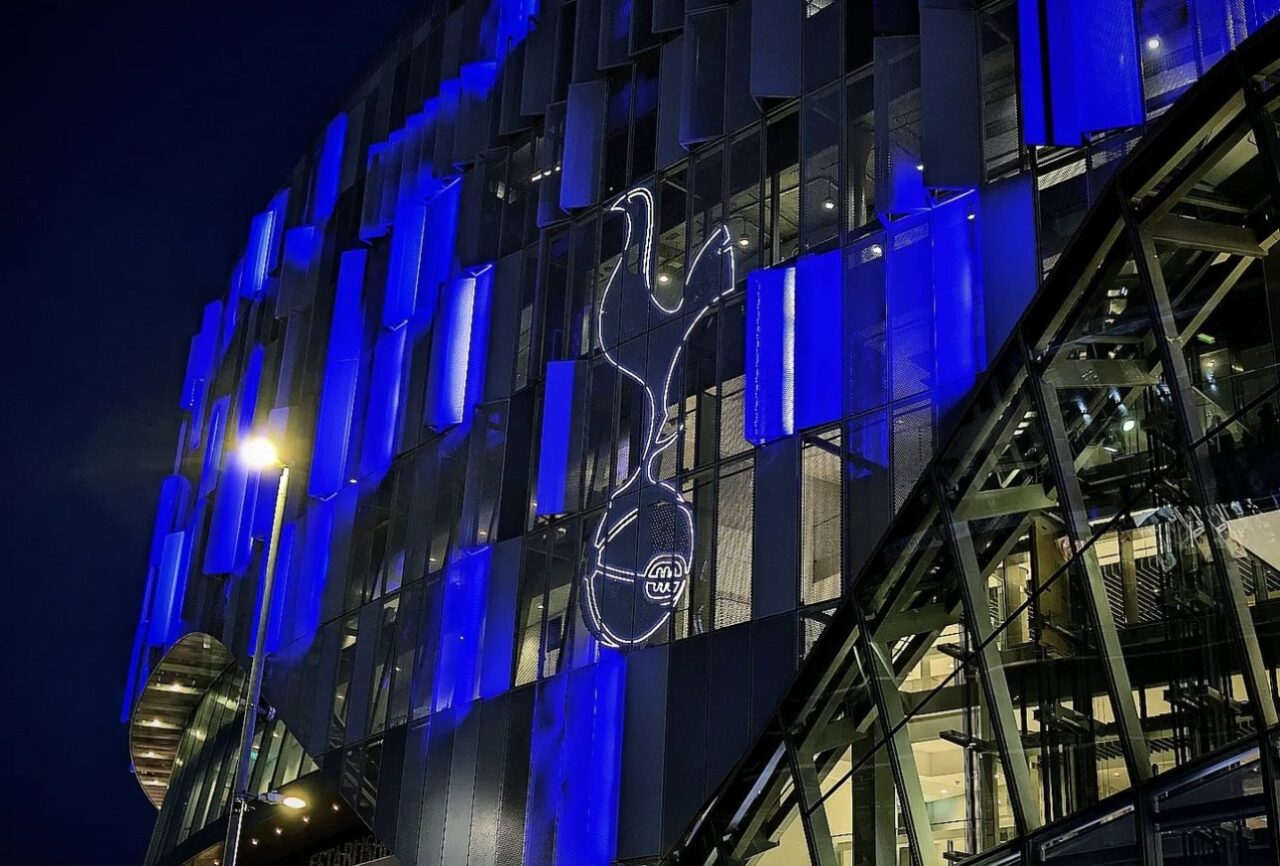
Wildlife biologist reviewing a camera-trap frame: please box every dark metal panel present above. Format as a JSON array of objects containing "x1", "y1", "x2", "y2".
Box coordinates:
[
  {"x1": 394, "y1": 720, "x2": 430, "y2": 866},
  {"x1": 706, "y1": 625, "x2": 751, "y2": 791},
  {"x1": 520, "y1": 0, "x2": 561, "y2": 117},
  {"x1": 653, "y1": 0, "x2": 684, "y2": 33},
  {"x1": 561, "y1": 80, "x2": 609, "y2": 210},
  {"x1": 483, "y1": 252, "x2": 524, "y2": 403},
  {"x1": 417, "y1": 711, "x2": 456, "y2": 866},
  {"x1": 468, "y1": 695, "x2": 512, "y2": 866},
  {"x1": 656, "y1": 34, "x2": 686, "y2": 169},
  {"x1": 752, "y1": 437, "x2": 799, "y2": 619},
  {"x1": 343, "y1": 602, "x2": 379, "y2": 745},
  {"x1": 919, "y1": 3, "x2": 982, "y2": 189},
  {"x1": 749, "y1": 612, "x2": 797, "y2": 736},
  {"x1": 495, "y1": 687, "x2": 535, "y2": 866},
  {"x1": 374, "y1": 724, "x2": 407, "y2": 848},
  {"x1": 661, "y1": 635, "x2": 710, "y2": 851},
  {"x1": 747, "y1": 0, "x2": 798, "y2": 98},
  {"x1": 724, "y1": 0, "x2": 758, "y2": 132},
  {"x1": 442, "y1": 707, "x2": 483, "y2": 866},
  {"x1": 679, "y1": 8, "x2": 727, "y2": 146},
  {"x1": 599, "y1": 0, "x2": 633, "y2": 69},
  {"x1": 500, "y1": 43, "x2": 533, "y2": 135},
  {"x1": 980, "y1": 173, "x2": 1038, "y2": 362},
  {"x1": 616, "y1": 645, "x2": 669, "y2": 860},
  {"x1": 573, "y1": 0, "x2": 604, "y2": 83}
]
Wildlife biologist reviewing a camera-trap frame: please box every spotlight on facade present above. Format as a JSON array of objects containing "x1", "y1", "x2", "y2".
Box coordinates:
[
  {"x1": 239, "y1": 436, "x2": 280, "y2": 469},
  {"x1": 1122, "y1": 418, "x2": 1137, "y2": 432},
  {"x1": 1147, "y1": 35, "x2": 1162, "y2": 50},
  {"x1": 738, "y1": 235, "x2": 751, "y2": 247},
  {"x1": 657, "y1": 273, "x2": 671, "y2": 285},
  {"x1": 822, "y1": 198, "x2": 836, "y2": 211},
  {"x1": 280, "y1": 795, "x2": 307, "y2": 810}
]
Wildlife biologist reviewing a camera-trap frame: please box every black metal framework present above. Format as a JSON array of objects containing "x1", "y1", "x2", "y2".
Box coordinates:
[{"x1": 662, "y1": 20, "x2": 1280, "y2": 866}]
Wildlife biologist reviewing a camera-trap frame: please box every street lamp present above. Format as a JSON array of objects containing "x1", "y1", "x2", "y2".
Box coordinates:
[{"x1": 222, "y1": 436, "x2": 290, "y2": 866}]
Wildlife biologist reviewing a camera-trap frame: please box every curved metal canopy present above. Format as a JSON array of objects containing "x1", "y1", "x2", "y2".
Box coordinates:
[{"x1": 129, "y1": 632, "x2": 234, "y2": 808}]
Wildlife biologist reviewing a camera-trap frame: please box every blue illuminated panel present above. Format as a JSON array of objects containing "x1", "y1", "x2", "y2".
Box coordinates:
[
  {"x1": 425, "y1": 265, "x2": 494, "y2": 430},
  {"x1": 360, "y1": 326, "x2": 408, "y2": 480},
  {"x1": 433, "y1": 546, "x2": 493, "y2": 712},
  {"x1": 310, "y1": 250, "x2": 367, "y2": 499},
  {"x1": 1018, "y1": 0, "x2": 1143, "y2": 146},
  {"x1": 535, "y1": 360, "x2": 584, "y2": 516},
  {"x1": 314, "y1": 114, "x2": 348, "y2": 223},
  {"x1": 794, "y1": 250, "x2": 843, "y2": 431},
  {"x1": 148, "y1": 531, "x2": 188, "y2": 646},
  {"x1": 745, "y1": 266, "x2": 795, "y2": 445}
]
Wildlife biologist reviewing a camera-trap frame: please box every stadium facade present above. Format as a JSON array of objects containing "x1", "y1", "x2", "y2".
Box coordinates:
[{"x1": 124, "y1": 2, "x2": 1280, "y2": 865}]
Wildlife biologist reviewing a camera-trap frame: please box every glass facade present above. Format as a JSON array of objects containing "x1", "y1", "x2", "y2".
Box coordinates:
[{"x1": 121, "y1": 2, "x2": 1280, "y2": 866}]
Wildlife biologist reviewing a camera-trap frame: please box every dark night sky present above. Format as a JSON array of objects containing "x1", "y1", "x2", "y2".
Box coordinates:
[{"x1": 0, "y1": 2, "x2": 417, "y2": 858}]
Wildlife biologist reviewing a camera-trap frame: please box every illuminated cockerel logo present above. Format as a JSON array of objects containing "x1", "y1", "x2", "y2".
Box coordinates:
[{"x1": 581, "y1": 187, "x2": 736, "y2": 647}]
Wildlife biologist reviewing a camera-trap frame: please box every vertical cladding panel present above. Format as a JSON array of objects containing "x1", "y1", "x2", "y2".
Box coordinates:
[
  {"x1": 561, "y1": 80, "x2": 608, "y2": 209},
  {"x1": 375, "y1": 723, "x2": 407, "y2": 849},
  {"x1": 751, "y1": 437, "x2": 799, "y2": 619},
  {"x1": 794, "y1": 250, "x2": 843, "y2": 431},
  {"x1": 557, "y1": 652, "x2": 627, "y2": 866},
  {"x1": 501, "y1": 42, "x2": 533, "y2": 135},
  {"x1": 425, "y1": 268, "x2": 493, "y2": 430},
  {"x1": 846, "y1": 409, "x2": 890, "y2": 576},
  {"x1": 874, "y1": 36, "x2": 928, "y2": 216},
  {"x1": 706, "y1": 626, "x2": 750, "y2": 791},
  {"x1": 749, "y1": 613, "x2": 797, "y2": 735},
  {"x1": 661, "y1": 635, "x2": 709, "y2": 850},
  {"x1": 572, "y1": 0, "x2": 603, "y2": 83},
  {"x1": 456, "y1": 61, "x2": 500, "y2": 166},
  {"x1": 496, "y1": 687, "x2": 535, "y2": 866},
  {"x1": 148, "y1": 532, "x2": 187, "y2": 646},
  {"x1": 483, "y1": 252, "x2": 524, "y2": 403},
  {"x1": 679, "y1": 9, "x2": 727, "y2": 146},
  {"x1": 750, "y1": 0, "x2": 802, "y2": 98},
  {"x1": 844, "y1": 236, "x2": 888, "y2": 417},
  {"x1": 656, "y1": 35, "x2": 685, "y2": 168},
  {"x1": 434, "y1": 546, "x2": 493, "y2": 711},
  {"x1": 360, "y1": 326, "x2": 407, "y2": 480},
  {"x1": 498, "y1": 389, "x2": 535, "y2": 540},
  {"x1": 386, "y1": 201, "x2": 430, "y2": 329},
  {"x1": 1018, "y1": 0, "x2": 1143, "y2": 145},
  {"x1": 930, "y1": 193, "x2": 983, "y2": 422},
  {"x1": 652, "y1": 0, "x2": 684, "y2": 32},
  {"x1": 538, "y1": 102, "x2": 570, "y2": 227},
  {"x1": 434, "y1": 80, "x2": 462, "y2": 179},
  {"x1": 920, "y1": 3, "x2": 982, "y2": 189},
  {"x1": 310, "y1": 250, "x2": 368, "y2": 499},
  {"x1": 443, "y1": 707, "x2": 483, "y2": 866},
  {"x1": 276, "y1": 226, "x2": 320, "y2": 317},
  {"x1": 343, "y1": 599, "x2": 379, "y2": 744},
  {"x1": 521, "y1": 0, "x2": 561, "y2": 116},
  {"x1": 536, "y1": 360, "x2": 586, "y2": 515},
  {"x1": 314, "y1": 113, "x2": 348, "y2": 223},
  {"x1": 724, "y1": 0, "x2": 756, "y2": 132},
  {"x1": 524, "y1": 675, "x2": 567, "y2": 866},
  {"x1": 744, "y1": 266, "x2": 795, "y2": 445},
  {"x1": 418, "y1": 711, "x2": 456, "y2": 866},
  {"x1": 617, "y1": 645, "x2": 668, "y2": 860},
  {"x1": 980, "y1": 173, "x2": 1037, "y2": 361},
  {"x1": 630, "y1": 0, "x2": 659, "y2": 54},
  {"x1": 885, "y1": 210, "x2": 934, "y2": 403},
  {"x1": 469, "y1": 695, "x2": 512, "y2": 866},
  {"x1": 599, "y1": 0, "x2": 632, "y2": 68},
  {"x1": 874, "y1": 0, "x2": 919, "y2": 34},
  {"x1": 396, "y1": 720, "x2": 430, "y2": 866},
  {"x1": 481, "y1": 538, "x2": 521, "y2": 697},
  {"x1": 203, "y1": 452, "x2": 257, "y2": 575}
]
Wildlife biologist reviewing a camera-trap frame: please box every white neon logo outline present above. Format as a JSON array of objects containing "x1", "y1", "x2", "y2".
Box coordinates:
[{"x1": 582, "y1": 185, "x2": 737, "y2": 648}]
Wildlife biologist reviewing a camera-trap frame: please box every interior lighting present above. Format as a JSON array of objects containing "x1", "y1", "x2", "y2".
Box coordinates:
[
  {"x1": 281, "y1": 795, "x2": 307, "y2": 810},
  {"x1": 657, "y1": 273, "x2": 671, "y2": 285}
]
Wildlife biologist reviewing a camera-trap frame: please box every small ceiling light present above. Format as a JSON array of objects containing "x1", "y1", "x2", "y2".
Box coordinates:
[
  {"x1": 250, "y1": 839, "x2": 260, "y2": 847},
  {"x1": 302, "y1": 816, "x2": 311, "y2": 824},
  {"x1": 966, "y1": 211, "x2": 976, "y2": 221},
  {"x1": 738, "y1": 235, "x2": 751, "y2": 247},
  {"x1": 657, "y1": 273, "x2": 671, "y2": 285},
  {"x1": 281, "y1": 795, "x2": 307, "y2": 810},
  {"x1": 822, "y1": 198, "x2": 836, "y2": 211},
  {"x1": 869, "y1": 244, "x2": 884, "y2": 258},
  {"x1": 1147, "y1": 35, "x2": 1161, "y2": 50},
  {"x1": 915, "y1": 162, "x2": 925, "y2": 172},
  {"x1": 332, "y1": 803, "x2": 341, "y2": 812},
  {"x1": 240, "y1": 436, "x2": 280, "y2": 470},
  {"x1": 274, "y1": 827, "x2": 284, "y2": 837},
  {"x1": 940, "y1": 788, "x2": 949, "y2": 795},
  {"x1": 1122, "y1": 418, "x2": 1137, "y2": 432},
  {"x1": 348, "y1": 477, "x2": 358, "y2": 485}
]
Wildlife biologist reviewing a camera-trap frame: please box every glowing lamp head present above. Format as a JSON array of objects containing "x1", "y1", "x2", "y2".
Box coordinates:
[
  {"x1": 240, "y1": 436, "x2": 280, "y2": 469},
  {"x1": 1122, "y1": 418, "x2": 1137, "y2": 433},
  {"x1": 280, "y1": 795, "x2": 307, "y2": 810}
]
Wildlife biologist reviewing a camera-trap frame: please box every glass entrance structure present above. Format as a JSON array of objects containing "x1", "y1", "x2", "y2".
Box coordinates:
[{"x1": 121, "y1": 2, "x2": 1280, "y2": 866}]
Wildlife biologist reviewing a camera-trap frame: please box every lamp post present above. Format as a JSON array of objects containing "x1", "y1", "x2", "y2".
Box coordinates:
[{"x1": 222, "y1": 436, "x2": 289, "y2": 866}]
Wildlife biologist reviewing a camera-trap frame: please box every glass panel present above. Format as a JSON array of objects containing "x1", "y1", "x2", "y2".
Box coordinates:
[
  {"x1": 1155, "y1": 745, "x2": 1271, "y2": 865},
  {"x1": 802, "y1": 428, "x2": 844, "y2": 606}
]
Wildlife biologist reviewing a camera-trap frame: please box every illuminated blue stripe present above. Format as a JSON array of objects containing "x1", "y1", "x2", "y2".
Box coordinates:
[
  {"x1": 536, "y1": 361, "x2": 582, "y2": 515},
  {"x1": 425, "y1": 265, "x2": 494, "y2": 430},
  {"x1": 432, "y1": 546, "x2": 492, "y2": 712},
  {"x1": 309, "y1": 250, "x2": 367, "y2": 498},
  {"x1": 794, "y1": 250, "x2": 843, "y2": 431},
  {"x1": 360, "y1": 326, "x2": 408, "y2": 480},
  {"x1": 148, "y1": 531, "x2": 187, "y2": 646},
  {"x1": 313, "y1": 114, "x2": 347, "y2": 223},
  {"x1": 745, "y1": 266, "x2": 795, "y2": 444}
]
